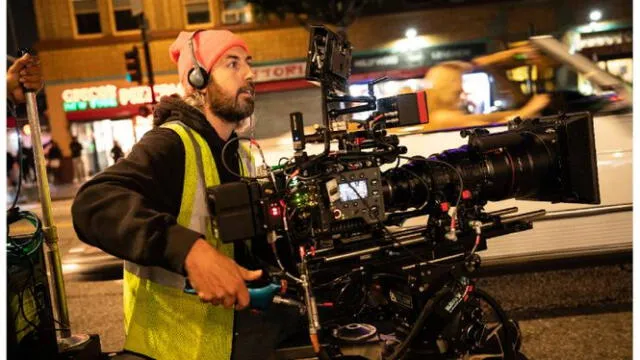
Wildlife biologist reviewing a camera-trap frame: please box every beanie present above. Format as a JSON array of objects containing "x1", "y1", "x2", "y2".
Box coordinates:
[{"x1": 169, "y1": 30, "x2": 249, "y2": 90}]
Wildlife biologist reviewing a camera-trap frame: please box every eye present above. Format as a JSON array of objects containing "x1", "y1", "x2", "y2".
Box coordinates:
[{"x1": 228, "y1": 60, "x2": 239, "y2": 69}]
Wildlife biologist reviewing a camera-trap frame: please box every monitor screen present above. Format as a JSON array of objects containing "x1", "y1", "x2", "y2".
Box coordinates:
[{"x1": 339, "y1": 180, "x2": 368, "y2": 202}]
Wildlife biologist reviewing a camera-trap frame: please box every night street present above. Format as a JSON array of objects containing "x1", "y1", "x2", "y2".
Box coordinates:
[
  {"x1": 6, "y1": 1, "x2": 633, "y2": 358},
  {"x1": 15, "y1": 199, "x2": 632, "y2": 359}
]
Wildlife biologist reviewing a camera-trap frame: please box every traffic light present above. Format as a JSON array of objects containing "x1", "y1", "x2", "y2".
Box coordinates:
[{"x1": 124, "y1": 46, "x2": 142, "y2": 84}]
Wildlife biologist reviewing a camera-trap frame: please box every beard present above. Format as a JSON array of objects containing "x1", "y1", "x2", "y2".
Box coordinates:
[{"x1": 206, "y1": 79, "x2": 255, "y2": 124}]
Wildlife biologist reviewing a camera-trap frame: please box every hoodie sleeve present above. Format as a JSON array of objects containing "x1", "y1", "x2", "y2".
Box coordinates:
[{"x1": 71, "y1": 127, "x2": 202, "y2": 275}]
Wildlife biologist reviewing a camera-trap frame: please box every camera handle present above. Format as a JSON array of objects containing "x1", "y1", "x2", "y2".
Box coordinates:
[{"x1": 184, "y1": 281, "x2": 287, "y2": 310}]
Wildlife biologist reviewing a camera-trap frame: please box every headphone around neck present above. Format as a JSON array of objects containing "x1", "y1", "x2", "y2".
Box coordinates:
[{"x1": 187, "y1": 30, "x2": 209, "y2": 90}]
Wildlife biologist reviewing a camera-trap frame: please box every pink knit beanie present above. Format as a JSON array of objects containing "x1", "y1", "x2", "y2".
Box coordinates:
[{"x1": 169, "y1": 30, "x2": 249, "y2": 89}]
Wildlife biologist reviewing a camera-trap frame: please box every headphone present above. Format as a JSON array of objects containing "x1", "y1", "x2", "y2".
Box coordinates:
[{"x1": 187, "y1": 30, "x2": 209, "y2": 90}]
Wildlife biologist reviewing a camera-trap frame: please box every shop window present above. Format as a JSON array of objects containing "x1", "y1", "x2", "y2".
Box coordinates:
[
  {"x1": 221, "y1": 0, "x2": 253, "y2": 25},
  {"x1": 72, "y1": 0, "x2": 102, "y2": 35},
  {"x1": 185, "y1": 0, "x2": 212, "y2": 25},
  {"x1": 112, "y1": 0, "x2": 139, "y2": 32}
]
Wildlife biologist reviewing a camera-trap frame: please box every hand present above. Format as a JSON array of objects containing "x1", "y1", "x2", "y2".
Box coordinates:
[
  {"x1": 472, "y1": 45, "x2": 542, "y2": 68},
  {"x1": 7, "y1": 54, "x2": 43, "y2": 104},
  {"x1": 184, "y1": 238, "x2": 263, "y2": 310}
]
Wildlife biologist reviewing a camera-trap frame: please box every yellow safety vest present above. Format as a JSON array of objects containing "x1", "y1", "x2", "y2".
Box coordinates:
[{"x1": 123, "y1": 121, "x2": 254, "y2": 360}]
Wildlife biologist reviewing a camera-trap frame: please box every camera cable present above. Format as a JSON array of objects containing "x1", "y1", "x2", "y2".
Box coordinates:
[{"x1": 382, "y1": 286, "x2": 450, "y2": 360}]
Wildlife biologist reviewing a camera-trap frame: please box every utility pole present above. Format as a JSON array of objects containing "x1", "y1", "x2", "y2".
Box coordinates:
[
  {"x1": 131, "y1": 0, "x2": 156, "y2": 104},
  {"x1": 139, "y1": 13, "x2": 156, "y2": 104},
  {"x1": 527, "y1": 23, "x2": 536, "y2": 94}
]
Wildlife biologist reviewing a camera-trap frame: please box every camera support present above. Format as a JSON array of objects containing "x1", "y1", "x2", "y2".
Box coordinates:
[{"x1": 19, "y1": 49, "x2": 92, "y2": 353}]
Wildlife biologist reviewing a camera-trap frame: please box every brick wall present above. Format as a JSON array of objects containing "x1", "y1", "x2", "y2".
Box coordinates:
[{"x1": 37, "y1": 0, "x2": 632, "y2": 83}]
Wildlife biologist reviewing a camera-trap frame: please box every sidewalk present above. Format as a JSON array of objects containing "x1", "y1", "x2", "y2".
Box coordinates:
[{"x1": 7, "y1": 181, "x2": 85, "y2": 205}]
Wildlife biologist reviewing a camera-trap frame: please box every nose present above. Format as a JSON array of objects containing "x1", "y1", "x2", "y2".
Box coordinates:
[{"x1": 244, "y1": 65, "x2": 255, "y2": 83}]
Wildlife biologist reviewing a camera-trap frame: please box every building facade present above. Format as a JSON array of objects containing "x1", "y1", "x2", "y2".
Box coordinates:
[{"x1": 33, "y1": 0, "x2": 632, "y2": 182}]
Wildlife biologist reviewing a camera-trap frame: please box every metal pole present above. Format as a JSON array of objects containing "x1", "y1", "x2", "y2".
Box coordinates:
[
  {"x1": 140, "y1": 13, "x2": 156, "y2": 104},
  {"x1": 527, "y1": 23, "x2": 536, "y2": 94},
  {"x1": 23, "y1": 63, "x2": 90, "y2": 350},
  {"x1": 24, "y1": 93, "x2": 69, "y2": 332}
]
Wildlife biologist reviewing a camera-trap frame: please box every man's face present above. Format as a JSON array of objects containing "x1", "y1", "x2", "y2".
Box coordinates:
[{"x1": 206, "y1": 46, "x2": 255, "y2": 124}]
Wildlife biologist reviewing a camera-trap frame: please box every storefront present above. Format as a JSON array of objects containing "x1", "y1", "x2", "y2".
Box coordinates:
[{"x1": 46, "y1": 64, "x2": 314, "y2": 176}]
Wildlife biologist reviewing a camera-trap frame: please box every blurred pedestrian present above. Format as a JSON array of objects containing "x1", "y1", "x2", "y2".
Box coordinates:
[
  {"x1": 7, "y1": 152, "x2": 17, "y2": 187},
  {"x1": 110, "y1": 140, "x2": 124, "y2": 163},
  {"x1": 20, "y1": 146, "x2": 35, "y2": 183},
  {"x1": 70, "y1": 136, "x2": 86, "y2": 183},
  {"x1": 44, "y1": 140, "x2": 62, "y2": 184}
]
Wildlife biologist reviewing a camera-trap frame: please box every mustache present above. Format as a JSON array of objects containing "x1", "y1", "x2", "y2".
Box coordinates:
[{"x1": 237, "y1": 83, "x2": 256, "y2": 96}]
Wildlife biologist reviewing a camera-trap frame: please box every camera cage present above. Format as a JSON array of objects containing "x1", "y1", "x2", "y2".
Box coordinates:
[{"x1": 207, "y1": 25, "x2": 601, "y2": 359}]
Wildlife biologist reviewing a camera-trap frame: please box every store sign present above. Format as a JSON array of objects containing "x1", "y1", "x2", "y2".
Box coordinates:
[
  {"x1": 253, "y1": 62, "x2": 306, "y2": 83},
  {"x1": 62, "y1": 83, "x2": 184, "y2": 112},
  {"x1": 352, "y1": 42, "x2": 487, "y2": 74}
]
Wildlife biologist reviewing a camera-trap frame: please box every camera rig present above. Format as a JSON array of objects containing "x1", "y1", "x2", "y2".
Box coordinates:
[{"x1": 209, "y1": 26, "x2": 600, "y2": 359}]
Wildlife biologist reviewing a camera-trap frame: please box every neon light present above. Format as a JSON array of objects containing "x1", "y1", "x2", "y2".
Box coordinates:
[
  {"x1": 63, "y1": 98, "x2": 119, "y2": 112},
  {"x1": 62, "y1": 83, "x2": 184, "y2": 112}
]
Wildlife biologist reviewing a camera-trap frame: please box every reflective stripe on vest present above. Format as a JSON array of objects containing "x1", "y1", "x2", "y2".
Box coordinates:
[{"x1": 122, "y1": 121, "x2": 252, "y2": 360}]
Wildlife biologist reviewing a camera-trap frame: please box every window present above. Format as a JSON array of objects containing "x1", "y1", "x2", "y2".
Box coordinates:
[
  {"x1": 185, "y1": 0, "x2": 212, "y2": 25},
  {"x1": 72, "y1": 0, "x2": 102, "y2": 35},
  {"x1": 221, "y1": 0, "x2": 253, "y2": 25},
  {"x1": 112, "y1": 0, "x2": 139, "y2": 32}
]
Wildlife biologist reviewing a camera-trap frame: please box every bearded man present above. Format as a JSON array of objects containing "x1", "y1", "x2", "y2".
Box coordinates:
[{"x1": 72, "y1": 30, "x2": 299, "y2": 360}]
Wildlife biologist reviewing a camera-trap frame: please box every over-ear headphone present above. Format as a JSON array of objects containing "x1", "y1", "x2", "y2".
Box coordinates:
[{"x1": 187, "y1": 30, "x2": 209, "y2": 90}]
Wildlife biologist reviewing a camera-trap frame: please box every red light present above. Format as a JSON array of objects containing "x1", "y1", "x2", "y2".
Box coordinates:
[
  {"x1": 462, "y1": 190, "x2": 472, "y2": 200},
  {"x1": 270, "y1": 206, "x2": 281, "y2": 217},
  {"x1": 440, "y1": 202, "x2": 450, "y2": 212}
]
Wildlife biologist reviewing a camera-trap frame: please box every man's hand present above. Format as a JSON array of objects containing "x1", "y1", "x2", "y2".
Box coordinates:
[
  {"x1": 7, "y1": 54, "x2": 43, "y2": 104},
  {"x1": 184, "y1": 238, "x2": 262, "y2": 310}
]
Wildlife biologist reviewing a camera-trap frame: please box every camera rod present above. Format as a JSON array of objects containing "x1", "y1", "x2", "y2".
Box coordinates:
[{"x1": 309, "y1": 209, "x2": 547, "y2": 264}]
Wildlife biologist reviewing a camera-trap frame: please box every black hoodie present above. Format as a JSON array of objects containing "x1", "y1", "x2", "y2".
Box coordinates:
[{"x1": 71, "y1": 96, "x2": 243, "y2": 275}]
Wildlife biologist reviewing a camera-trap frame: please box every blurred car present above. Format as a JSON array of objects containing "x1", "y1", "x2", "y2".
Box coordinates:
[{"x1": 485, "y1": 36, "x2": 632, "y2": 118}]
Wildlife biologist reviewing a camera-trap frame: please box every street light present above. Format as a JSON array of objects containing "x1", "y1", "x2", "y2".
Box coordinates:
[
  {"x1": 405, "y1": 28, "x2": 417, "y2": 39},
  {"x1": 589, "y1": 9, "x2": 602, "y2": 22}
]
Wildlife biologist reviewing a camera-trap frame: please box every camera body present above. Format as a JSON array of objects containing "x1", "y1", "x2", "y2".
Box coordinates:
[{"x1": 207, "y1": 26, "x2": 600, "y2": 359}]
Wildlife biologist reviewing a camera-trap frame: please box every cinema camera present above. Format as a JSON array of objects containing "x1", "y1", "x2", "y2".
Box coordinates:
[{"x1": 208, "y1": 26, "x2": 600, "y2": 359}]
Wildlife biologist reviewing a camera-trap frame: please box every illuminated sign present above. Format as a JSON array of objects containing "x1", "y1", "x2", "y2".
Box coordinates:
[
  {"x1": 62, "y1": 63, "x2": 309, "y2": 113},
  {"x1": 253, "y1": 62, "x2": 306, "y2": 83},
  {"x1": 62, "y1": 83, "x2": 184, "y2": 112}
]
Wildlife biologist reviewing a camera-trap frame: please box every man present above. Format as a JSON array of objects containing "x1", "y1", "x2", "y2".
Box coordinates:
[
  {"x1": 44, "y1": 140, "x2": 62, "y2": 184},
  {"x1": 424, "y1": 56, "x2": 550, "y2": 130},
  {"x1": 110, "y1": 140, "x2": 124, "y2": 163},
  {"x1": 72, "y1": 30, "x2": 298, "y2": 360},
  {"x1": 69, "y1": 136, "x2": 85, "y2": 183}
]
